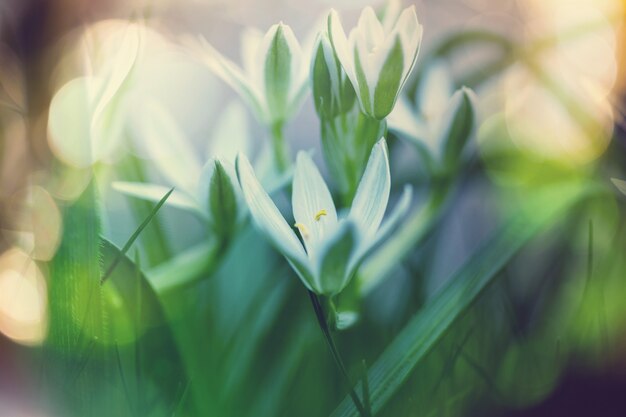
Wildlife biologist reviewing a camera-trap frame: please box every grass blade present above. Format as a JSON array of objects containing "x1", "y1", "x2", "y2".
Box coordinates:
[
  {"x1": 330, "y1": 182, "x2": 591, "y2": 417},
  {"x1": 101, "y1": 187, "x2": 174, "y2": 284}
]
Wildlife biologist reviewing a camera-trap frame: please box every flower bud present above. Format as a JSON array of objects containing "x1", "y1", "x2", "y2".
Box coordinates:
[
  {"x1": 311, "y1": 32, "x2": 356, "y2": 119},
  {"x1": 198, "y1": 158, "x2": 240, "y2": 241},
  {"x1": 328, "y1": 6, "x2": 423, "y2": 120}
]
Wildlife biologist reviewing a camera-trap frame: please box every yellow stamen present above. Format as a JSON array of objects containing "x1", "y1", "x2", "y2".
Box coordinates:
[
  {"x1": 294, "y1": 222, "x2": 309, "y2": 239},
  {"x1": 314, "y1": 209, "x2": 328, "y2": 221}
]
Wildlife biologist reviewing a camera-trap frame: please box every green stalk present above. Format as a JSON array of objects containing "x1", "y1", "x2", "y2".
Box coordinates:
[
  {"x1": 270, "y1": 121, "x2": 290, "y2": 174},
  {"x1": 308, "y1": 291, "x2": 371, "y2": 417}
]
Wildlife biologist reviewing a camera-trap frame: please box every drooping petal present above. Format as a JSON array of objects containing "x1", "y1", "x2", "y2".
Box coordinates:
[
  {"x1": 349, "y1": 138, "x2": 391, "y2": 239},
  {"x1": 128, "y1": 99, "x2": 201, "y2": 195},
  {"x1": 387, "y1": 95, "x2": 429, "y2": 143},
  {"x1": 292, "y1": 152, "x2": 338, "y2": 258},
  {"x1": 183, "y1": 35, "x2": 265, "y2": 120},
  {"x1": 316, "y1": 220, "x2": 359, "y2": 295},
  {"x1": 112, "y1": 181, "x2": 201, "y2": 214},
  {"x1": 418, "y1": 60, "x2": 455, "y2": 121},
  {"x1": 235, "y1": 153, "x2": 310, "y2": 274}
]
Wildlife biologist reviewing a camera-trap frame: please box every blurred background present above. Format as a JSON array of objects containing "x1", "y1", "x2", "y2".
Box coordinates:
[{"x1": 1, "y1": 0, "x2": 626, "y2": 416}]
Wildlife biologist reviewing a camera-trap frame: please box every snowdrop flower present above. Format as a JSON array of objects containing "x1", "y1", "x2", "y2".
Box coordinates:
[
  {"x1": 236, "y1": 138, "x2": 412, "y2": 295},
  {"x1": 185, "y1": 23, "x2": 309, "y2": 128},
  {"x1": 327, "y1": 4, "x2": 422, "y2": 120},
  {"x1": 388, "y1": 61, "x2": 477, "y2": 169}
]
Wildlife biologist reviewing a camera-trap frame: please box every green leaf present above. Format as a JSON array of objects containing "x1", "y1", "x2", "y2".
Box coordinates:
[
  {"x1": 101, "y1": 187, "x2": 174, "y2": 284},
  {"x1": 331, "y1": 181, "x2": 591, "y2": 417},
  {"x1": 146, "y1": 240, "x2": 220, "y2": 294},
  {"x1": 47, "y1": 179, "x2": 106, "y2": 349},
  {"x1": 99, "y1": 238, "x2": 188, "y2": 413}
]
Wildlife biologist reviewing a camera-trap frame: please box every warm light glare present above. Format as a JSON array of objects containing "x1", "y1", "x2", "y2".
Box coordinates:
[{"x1": 0, "y1": 248, "x2": 48, "y2": 346}]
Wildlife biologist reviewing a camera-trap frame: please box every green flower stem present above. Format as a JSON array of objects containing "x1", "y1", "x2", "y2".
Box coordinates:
[
  {"x1": 308, "y1": 290, "x2": 371, "y2": 417},
  {"x1": 270, "y1": 121, "x2": 290, "y2": 174}
]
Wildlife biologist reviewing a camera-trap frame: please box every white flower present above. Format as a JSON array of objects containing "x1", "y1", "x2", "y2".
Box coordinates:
[
  {"x1": 327, "y1": 5, "x2": 423, "y2": 120},
  {"x1": 236, "y1": 138, "x2": 412, "y2": 295},
  {"x1": 113, "y1": 100, "x2": 251, "y2": 237},
  {"x1": 185, "y1": 23, "x2": 309, "y2": 127},
  {"x1": 388, "y1": 61, "x2": 477, "y2": 168}
]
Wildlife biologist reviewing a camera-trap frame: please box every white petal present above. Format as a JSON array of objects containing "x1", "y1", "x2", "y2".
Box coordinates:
[
  {"x1": 48, "y1": 76, "x2": 125, "y2": 168},
  {"x1": 353, "y1": 7, "x2": 388, "y2": 94},
  {"x1": 128, "y1": 99, "x2": 201, "y2": 195},
  {"x1": 183, "y1": 35, "x2": 266, "y2": 120},
  {"x1": 396, "y1": 6, "x2": 423, "y2": 82},
  {"x1": 418, "y1": 60, "x2": 455, "y2": 120},
  {"x1": 612, "y1": 178, "x2": 626, "y2": 195},
  {"x1": 207, "y1": 100, "x2": 251, "y2": 163},
  {"x1": 349, "y1": 138, "x2": 391, "y2": 239},
  {"x1": 356, "y1": 7, "x2": 385, "y2": 52},
  {"x1": 387, "y1": 96, "x2": 429, "y2": 142},
  {"x1": 356, "y1": 185, "x2": 413, "y2": 264},
  {"x1": 381, "y1": 0, "x2": 403, "y2": 33},
  {"x1": 235, "y1": 153, "x2": 310, "y2": 272},
  {"x1": 91, "y1": 22, "x2": 141, "y2": 130},
  {"x1": 316, "y1": 219, "x2": 359, "y2": 295},
  {"x1": 112, "y1": 181, "x2": 200, "y2": 214},
  {"x1": 278, "y1": 24, "x2": 306, "y2": 104},
  {"x1": 292, "y1": 152, "x2": 338, "y2": 258},
  {"x1": 241, "y1": 27, "x2": 265, "y2": 82},
  {"x1": 328, "y1": 10, "x2": 357, "y2": 86}
]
